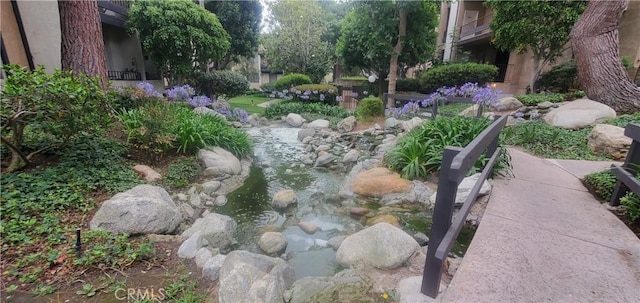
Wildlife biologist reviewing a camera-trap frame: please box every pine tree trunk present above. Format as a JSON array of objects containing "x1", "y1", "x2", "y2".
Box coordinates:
[
  {"x1": 386, "y1": 6, "x2": 407, "y2": 108},
  {"x1": 58, "y1": 0, "x2": 108, "y2": 89},
  {"x1": 570, "y1": 0, "x2": 640, "y2": 114}
]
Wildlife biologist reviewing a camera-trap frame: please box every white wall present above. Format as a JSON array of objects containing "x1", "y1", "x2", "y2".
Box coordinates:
[{"x1": 16, "y1": 0, "x2": 61, "y2": 72}]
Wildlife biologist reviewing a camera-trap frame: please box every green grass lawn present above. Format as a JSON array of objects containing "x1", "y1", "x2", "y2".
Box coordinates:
[{"x1": 227, "y1": 95, "x2": 272, "y2": 115}]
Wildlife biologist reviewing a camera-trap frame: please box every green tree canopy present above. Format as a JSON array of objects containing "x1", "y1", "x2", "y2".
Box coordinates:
[
  {"x1": 336, "y1": 0, "x2": 438, "y2": 91},
  {"x1": 263, "y1": 0, "x2": 334, "y2": 83},
  {"x1": 127, "y1": 0, "x2": 230, "y2": 85},
  {"x1": 204, "y1": 0, "x2": 262, "y2": 70},
  {"x1": 486, "y1": 0, "x2": 586, "y2": 92}
]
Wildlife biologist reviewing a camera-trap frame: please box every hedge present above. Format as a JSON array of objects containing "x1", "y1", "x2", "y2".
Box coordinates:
[{"x1": 418, "y1": 63, "x2": 498, "y2": 94}]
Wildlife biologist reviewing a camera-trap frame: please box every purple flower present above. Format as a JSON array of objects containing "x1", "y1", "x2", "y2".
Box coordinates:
[
  {"x1": 457, "y1": 82, "x2": 479, "y2": 97},
  {"x1": 135, "y1": 81, "x2": 162, "y2": 98},
  {"x1": 165, "y1": 85, "x2": 194, "y2": 102},
  {"x1": 515, "y1": 112, "x2": 524, "y2": 118},
  {"x1": 233, "y1": 108, "x2": 249, "y2": 123},
  {"x1": 189, "y1": 95, "x2": 212, "y2": 108},
  {"x1": 319, "y1": 94, "x2": 325, "y2": 101},
  {"x1": 211, "y1": 99, "x2": 230, "y2": 111},
  {"x1": 472, "y1": 85, "x2": 500, "y2": 106}
]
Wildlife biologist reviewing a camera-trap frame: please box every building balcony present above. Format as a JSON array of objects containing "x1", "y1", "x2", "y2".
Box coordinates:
[
  {"x1": 108, "y1": 70, "x2": 141, "y2": 81},
  {"x1": 97, "y1": 0, "x2": 131, "y2": 28},
  {"x1": 458, "y1": 12, "x2": 493, "y2": 45}
]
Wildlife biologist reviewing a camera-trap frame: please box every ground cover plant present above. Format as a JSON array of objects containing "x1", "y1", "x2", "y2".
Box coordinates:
[
  {"x1": 264, "y1": 101, "x2": 351, "y2": 120},
  {"x1": 386, "y1": 116, "x2": 510, "y2": 180}
]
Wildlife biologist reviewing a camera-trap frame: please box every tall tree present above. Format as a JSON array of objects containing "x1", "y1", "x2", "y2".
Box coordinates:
[
  {"x1": 263, "y1": 0, "x2": 333, "y2": 83},
  {"x1": 336, "y1": 0, "x2": 438, "y2": 101},
  {"x1": 486, "y1": 0, "x2": 586, "y2": 93},
  {"x1": 570, "y1": 0, "x2": 640, "y2": 113},
  {"x1": 204, "y1": 0, "x2": 262, "y2": 70},
  {"x1": 127, "y1": 0, "x2": 230, "y2": 86},
  {"x1": 58, "y1": 0, "x2": 108, "y2": 89}
]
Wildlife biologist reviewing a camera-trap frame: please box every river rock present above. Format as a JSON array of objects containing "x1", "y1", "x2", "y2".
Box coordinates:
[
  {"x1": 203, "y1": 254, "x2": 226, "y2": 281},
  {"x1": 336, "y1": 223, "x2": 420, "y2": 269},
  {"x1": 366, "y1": 214, "x2": 399, "y2": 227},
  {"x1": 182, "y1": 213, "x2": 237, "y2": 252},
  {"x1": 307, "y1": 119, "x2": 330, "y2": 129},
  {"x1": 286, "y1": 113, "x2": 305, "y2": 127},
  {"x1": 298, "y1": 222, "x2": 319, "y2": 234},
  {"x1": 258, "y1": 232, "x2": 288, "y2": 255},
  {"x1": 401, "y1": 117, "x2": 424, "y2": 132},
  {"x1": 285, "y1": 271, "x2": 368, "y2": 303},
  {"x1": 537, "y1": 101, "x2": 556, "y2": 110},
  {"x1": 327, "y1": 235, "x2": 347, "y2": 251},
  {"x1": 413, "y1": 232, "x2": 429, "y2": 246},
  {"x1": 271, "y1": 189, "x2": 297, "y2": 209},
  {"x1": 178, "y1": 230, "x2": 205, "y2": 259},
  {"x1": 349, "y1": 207, "x2": 371, "y2": 217},
  {"x1": 491, "y1": 97, "x2": 523, "y2": 111},
  {"x1": 342, "y1": 150, "x2": 360, "y2": 163},
  {"x1": 396, "y1": 276, "x2": 446, "y2": 303},
  {"x1": 543, "y1": 99, "x2": 616, "y2": 129},
  {"x1": 459, "y1": 104, "x2": 482, "y2": 117},
  {"x1": 133, "y1": 165, "x2": 162, "y2": 182},
  {"x1": 298, "y1": 128, "x2": 316, "y2": 141},
  {"x1": 385, "y1": 117, "x2": 400, "y2": 129},
  {"x1": 214, "y1": 195, "x2": 228, "y2": 206},
  {"x1": 314, "y1": 153, "x2": 336, "y2": 167},
  {"x1": 218, "y1": 250, "x2": 295, "y2": 303},
  {"x1": 380, "y1": 180, "x2": 434, "y2": 207},
  {"x1": 201, "y1": 181, "x2": 221, "y2": 195},
  {"x1": 199, "y1": 147, "x2": 242, "y2": 177},
  {"x1": 90, "y1": 185, "x2": 181, "y2": 235},
  {"x1": 195, "y1": 247, "x2": 214, "y2": 268},
  {"x1": 587, "y1": 124, "x2": 631, "y2": 160},
  {"x1": 337, "y1": 116, "x2": 357, "y2": 133},
  {"x1": 350, "y1": 167, "x2": 412, "y2": 198},
  {"x1": 430, "y1": 173, "x2": 492, "y2": 206}
]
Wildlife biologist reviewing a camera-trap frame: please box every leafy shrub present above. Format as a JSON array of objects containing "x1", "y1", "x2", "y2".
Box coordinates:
[
  {"x1": 356, "y1": 97, "x2": 385, "y2": 120},
  {"x1": 290, "y1": 84, "x2": 339, "y2": 105},
  {"x1": 108, "y1": 82, "x2": 163, "y2": 111},
  {"x1": 583, "y1": 170, "x2": 618, "y2": 201},
  {"x1": 397, "y1": 78, "x2": 421, "y2": 92},
  {"x1": 1, "y1": 64, "x2": 111, "y2": 171},
  {"x1": 603, "y1": 112, "x2": 640, "y2": 128},
  {"x1": 260, "y1": 82, "x2": 277, "y2": 93},
  {"x1": 165, "y1": 156, "x2": 201, "y2": 188},
  {"x1": 537, "y1": 60, "x2": 580, "y2": 93},
  {"x1": 245, "y1": 88, "x2": 269, "y2": 97},
  {"x1": 73, "y1": 230, "x2": 155, "y2": 267},
  {"x1": 264, "y1": 101, "x2": 350, "y2": 119},
  {"x1": 118, "y1": 101, "x2": 176, "y2": 153},
  {"x1": 189, "y1": 70, "x2": 249, "y2": 98},
  {"x1": 515, "y1": 93, "x2": 565, "y2": 106},
  {"x1": 274, "y1": 73, "x2": 312, "y2": 91},
  {"x1": 621, "y1": 192, "x2": 640, "y2": 221},
  {"x1": 418, "y1": 63, "x2": 498, "y2": 93},
  {"x1": 386, "y1": 116, "x2": 509, "y2": 179},
  {"x1": 563, "y1": 90, "x2": 586, "y2": 101}
]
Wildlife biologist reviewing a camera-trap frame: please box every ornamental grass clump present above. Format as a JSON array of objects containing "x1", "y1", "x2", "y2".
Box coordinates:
[{"x1": 386, "y1": 116, "x2": 510, "y2": 180}]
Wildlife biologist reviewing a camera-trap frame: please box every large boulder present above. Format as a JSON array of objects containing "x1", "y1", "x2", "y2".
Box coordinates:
[
  {"x1": 350, "y1": 167, "x2": 412, "y2": 198},
  {"x1": 336, "y1": 223, "x2": 420, "y2": 269},
  {"x1": 286, "y1": 113, "x2": 305, "y2": 127},
  {"x1": 218, "y1": 250, "x2": 295, "y2": 303},
  {"x1": 543, "y1": 99, "x2": 616, "y2": 129},
  {"x1": 90, "y1": 185, "x2": 181, "y2": 234},
  {"x1": 298, "y1": 128, "x2": 316, "y2": 141},
  {"x1": 182, "y1": 213, "x2": 237, "y2": 252},
  {"x1": 271, "y1": 189, "x2": 298, "y2": 209},
  {"x1": 587, "y1": 124, "x2": 632, "y2": 160},
  {"x1": 307, "y1": 119, "x2": 330, "y2": 129},
  {"x1": 337, "y1": 116, "x2": 357, "y2": 133},
  {"x1": 429, "y1": 173, "x2": 492, "y2": 206},
  {"x1": 198, "y1": 147, "x2": 242, "y2": 177},
  {"x1": 401, "y1": 117, "x2": 424, "y2": 132}
]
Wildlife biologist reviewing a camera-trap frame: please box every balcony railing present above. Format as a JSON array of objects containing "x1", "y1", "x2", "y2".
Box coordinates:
[
  {"x1": 459, "y1": 13, "x2": 493, "y2": 39},
  {"x1": 108, "y1": 70, "x2": 141, "y2": 81}
]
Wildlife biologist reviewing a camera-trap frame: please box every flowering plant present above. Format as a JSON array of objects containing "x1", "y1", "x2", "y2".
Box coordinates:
[
  {"x1": 134, "y1": 82, "x2": 163, "y2": 98},
  {"x1": 165, "y1": 85, "x2": 195, "y2": 102}
]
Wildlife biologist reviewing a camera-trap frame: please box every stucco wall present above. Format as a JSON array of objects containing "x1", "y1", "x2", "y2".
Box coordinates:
[
  {"x1": 16, "y1": 0, "x2": 61, "y2": 72},
  {"x1": 1, "y1": 0, "x2": 30, "y2": 67},
  {"x1": 619, "y1": 1, "x2": 640, "y2": 79}
]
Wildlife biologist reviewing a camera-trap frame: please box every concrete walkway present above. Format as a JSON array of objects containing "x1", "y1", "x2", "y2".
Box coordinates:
[
  {"x1": 257, "y1": 98, "x2": 281, "y2": 108},
  {"x1": 439, "y1": 148, "x2": 640, "y2": 303}
]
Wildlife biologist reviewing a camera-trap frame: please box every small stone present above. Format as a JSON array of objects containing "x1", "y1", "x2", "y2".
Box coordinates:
[
  {"x1": 214, "y1": 195, "x2": 228, "y2": 207},
  {"x1": 178, "y1": 231, "x2": 204, "y2": 259},
  {"x1": 201, "y1": 181, "x2": 221, "y2": 195},
  {"x1": 258, "y1": 232, "x2": 288, "y2": 255},
  {"x1": 133, "y1": 165, "x2": 162, "y2": 182},
  {"x1": 349, "y1": 207, "x2": 371, "y2": 217},
  {"x1": 202, "y1": 254, "x2": 226, "y2": 281},
  {"x1": 195, "y1": 247, "x2": 213, "y2": 268},
  {"x1": 327, "y1": 235, "x2": 347, "y2": 251},
  {"x1": 413, "y1": 232, "x2": 429, "y2": 246},
  {"x1": 176, "y1": 193, "x2": 188, "y2": 202},
  {"x1": 298, "y1": 222, "x2": 320, "y2": 234}
]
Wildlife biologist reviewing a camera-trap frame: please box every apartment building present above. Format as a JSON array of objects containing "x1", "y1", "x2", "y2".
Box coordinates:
[
  {"x1": 436, "y1": 0, "x2": 640, "y2": 95},
  {"x1": 1, "y1": 0, "x2": 163, "y2": 90}
]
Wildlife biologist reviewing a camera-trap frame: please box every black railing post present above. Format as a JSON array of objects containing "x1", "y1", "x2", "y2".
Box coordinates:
[
  {"x1": 610, "y1": 124, "x2": 640, "y2": 206},
  {"x1": 421, "y1": 147, "x2": 462, "y2": 298}
]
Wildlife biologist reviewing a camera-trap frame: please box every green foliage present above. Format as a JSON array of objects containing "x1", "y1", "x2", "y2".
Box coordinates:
[
  {"x1": 583, "y1": 170, "x2": 617, "y2": 201},
  {"x1": 263, "y1": 0, "x2": 334, "y2": 83},
  {"x1": 260, "y1": 82, "x2": 277, "y2": 93},
  {"x1": 537, "y1": 60, "x2": 580, "y2": 93},
  {"x1": 1, "y1": 64, "x2": 111, "y2": 171},
  {"x1": 396, "y1": 78, "x2": 421, "y2": 92},
  {"x1": 264, "y1": 101, "x2": 350, "y2": 119},
  {"x1": 356, "y1": 97, "x2": 385, "y2": 120},
  {"x1": 118, "y1": 101, "x2": 176, "y2": 154},
  {"x1": 189, "y1": 70, "x2": 250, "y2": 98},
  {"x1": 603, "y1": 112, "x2": 640, "y2": 128},
  {"x1": 164, "y1": 273, "x2": 206, "y2": 303},
  {"x1": 418, "y1": 63, "x2": 498, "y2": 93},
  {"x1": 563, "y1": 90, "x2": 586, "y2": 101},
  {"x1": 386, "y1": 116, "x2": 508, "y2": 179},
  {"x1": 621, "y1": 192, "x2": 640, "y2": 222},
  {"x1": 127, "y1": 0, "x2": 230, "y2": 85},
  {"x1": 337, "y1": 1, "x2": 439, "y2": 80},
  {"x1": 274, "y1": 73, "x2": 313, "y2": 91},
  {"x1": 165, "y1": 156, "x2": 202, "y2": 188},
  {"x1": 515, "y1": 93, "x2": 565, "y2": 106},
  {"x1": 73, "y1": 230, "x2": 155, "y2": 268},
  {"x1": 486, "y1": 0, "x2": 586, "y2": 92},
  {"x1": 203, "y1": 0, "x2": 262, "y2": 69},
  {"x1": 291, "y1": 84, "x2": 338, "y2": 105}
]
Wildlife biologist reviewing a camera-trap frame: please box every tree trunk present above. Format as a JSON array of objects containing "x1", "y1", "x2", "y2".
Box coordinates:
[
  {"x1": 570, "y1": 0, "x2": 640, "y2": 114},
  {"x1": 386, "y1": 6, "x2": 407, "y2": 108},
  {"x1": 58, "y1": 0, "x2": 108, "y2": 89}
]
